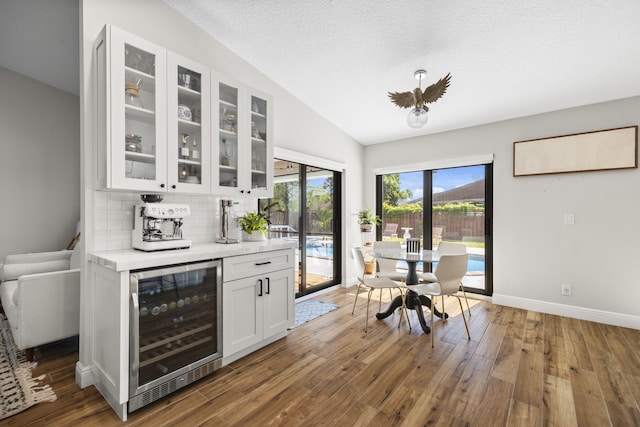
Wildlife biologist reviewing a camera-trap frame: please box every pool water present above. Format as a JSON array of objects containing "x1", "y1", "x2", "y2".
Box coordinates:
[
  {"x1": 402, "y1": 254, "x2": 485, "y2": 273},
  {"x1": 467, "y1": 254, "x2": 486, "y2": 272},
  {"x1": 304, "y1": 241, "x2": 486, "y2": 273}
]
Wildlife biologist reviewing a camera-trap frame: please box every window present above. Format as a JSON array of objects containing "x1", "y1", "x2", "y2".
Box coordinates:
[{"x1": 376, "y1": 163, "x2": 493, "y2": 295}]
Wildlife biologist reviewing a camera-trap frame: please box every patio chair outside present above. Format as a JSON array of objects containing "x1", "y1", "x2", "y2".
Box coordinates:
[{"x1": 382, "y1": 223, "x2": 398, "y2": 238}]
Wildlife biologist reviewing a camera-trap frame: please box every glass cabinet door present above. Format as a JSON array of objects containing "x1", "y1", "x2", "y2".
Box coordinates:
[
  {"x1": 246, "y1": 88, "x2": 273, "y2": 197},
  {"x1": 216, "y1": 81, "x2": 241, "y2": 194},
  {"x1": 250, "y1": 95, "x2": 268, "y2": 191},
  {"x1": 213, "y1": 76, "x2": 273, "y2": 197},
  {"x1": 94, "y1": 25, "x2": 167, "y2": 191},
  {"x1": 168, "y1": 54, "x2": 211, "y2": 193},
  {"x1": 106, "y1": 27, "x2": 167, "y2": 192}
]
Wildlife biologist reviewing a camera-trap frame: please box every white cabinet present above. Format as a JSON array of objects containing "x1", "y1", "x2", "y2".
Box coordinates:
[
  {"x1": 222, "y1": 249, "x2": 294, "y2": 360},
  {"x1": 95, "y1": 25, "x2": 211, "y2": 194},
  {"x1": 213, "y1": 74, "x2": 274, "y2": 198},
  {"x1": 95, "y1": 25, "x2": 166, "y2": 192}
]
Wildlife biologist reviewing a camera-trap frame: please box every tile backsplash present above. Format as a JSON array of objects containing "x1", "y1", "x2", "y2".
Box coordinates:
[{"x1": 93, "y1": 191, "x2": 253, "y2": 251}]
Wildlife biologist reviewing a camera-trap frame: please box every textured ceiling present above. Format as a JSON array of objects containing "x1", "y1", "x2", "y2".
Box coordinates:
[
  {"x1": 165, "y1": 0, "x2": 640, "y2": 145},
  {"x1": 2, "y1": 1, "x2": 639, "y2": 146}
]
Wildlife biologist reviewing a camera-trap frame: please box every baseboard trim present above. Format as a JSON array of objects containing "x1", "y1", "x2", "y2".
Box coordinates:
[
  {"x1": 492, "y1": 294, "x2": 640, "y2": 329},
  {"x1": 75, "y1": 361, "x2": 95, "y2": 389}
]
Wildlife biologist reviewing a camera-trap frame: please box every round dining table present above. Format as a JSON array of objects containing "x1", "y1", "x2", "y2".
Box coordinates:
[{"x1": 370, "y1": 247, "x2": 447, "y2": 334}]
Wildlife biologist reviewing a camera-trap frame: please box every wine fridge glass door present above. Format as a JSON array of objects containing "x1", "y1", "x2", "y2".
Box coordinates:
[{"x1": 129, "y1": 260, "x2": 221, "y2": 397}]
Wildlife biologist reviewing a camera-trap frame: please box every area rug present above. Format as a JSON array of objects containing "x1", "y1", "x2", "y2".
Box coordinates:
[
  {"x1": 0, "y1": 315, "x2": 56, "y2": 420},
  {"x1": 293, "y1": 299, "x2": 339, "y2": 328}
]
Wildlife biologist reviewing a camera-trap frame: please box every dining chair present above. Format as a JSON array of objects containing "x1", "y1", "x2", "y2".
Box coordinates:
[
  {"x1": 372, "y1": 240, "x2": 406, "y2": 283},
  {"x1": 412, "y1": 253, "x2": 470, "y2": 347},
  {"x1": 419, "y1": 241, "x2": 472, "y2": 316},
  {"x1": 351, "y1": 247, "x2": 409, "y2": 332}
]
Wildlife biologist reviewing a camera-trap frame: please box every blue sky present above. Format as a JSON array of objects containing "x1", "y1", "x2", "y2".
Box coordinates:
[{"x1": 399, "y1": 165, "x2": 485, "y2": 201}]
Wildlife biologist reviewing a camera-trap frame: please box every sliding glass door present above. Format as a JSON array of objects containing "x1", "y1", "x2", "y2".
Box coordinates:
[
  {"x1": 260, "y1": 159, "x2": 341, "y2": 297},
  {"x1": 376, "y1": 163, "x2": 493, "y2": 295}
]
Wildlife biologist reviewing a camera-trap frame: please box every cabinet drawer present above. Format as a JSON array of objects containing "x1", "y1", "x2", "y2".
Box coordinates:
[{"x1": 223, "y1": 249, "x2": 294, "y2": 282}]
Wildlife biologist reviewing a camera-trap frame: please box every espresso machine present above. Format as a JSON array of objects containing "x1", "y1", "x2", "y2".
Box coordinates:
[{"x1": 132, "y1": 198, "x2": 191, "y2": 251}]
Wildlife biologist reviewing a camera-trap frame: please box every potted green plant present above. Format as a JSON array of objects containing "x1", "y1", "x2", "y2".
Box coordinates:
[
  {"x1": 237, "y1": 211, "x2": 269, "y2": 241},
  {"x1": 356, "y1": 208, "x2": 381, "y2": 232}
]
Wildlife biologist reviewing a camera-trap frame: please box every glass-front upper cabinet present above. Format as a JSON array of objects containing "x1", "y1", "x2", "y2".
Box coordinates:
[
  {"x1": 213, "y1": 74, "x2": 273, "y2": 197},
  {"x1": 167, "y1": 54, "x2": 211, "y2": 194},
  {"x1": 214, "y1": 79, "x2": 241, "y2": 195},
  {"x1": 95, "y1": 25, "x2": 168, "y2": 192},
  {"x1": 249, "y1": 92, "x2": 271, "y2": 195}
]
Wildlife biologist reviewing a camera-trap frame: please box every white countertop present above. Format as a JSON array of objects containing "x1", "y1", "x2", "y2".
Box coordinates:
[{"x1": 89, "y1": 240, "x2": 297, "y2": 272}]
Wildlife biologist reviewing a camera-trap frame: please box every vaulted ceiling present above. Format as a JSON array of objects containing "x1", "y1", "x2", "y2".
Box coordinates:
[
  {"x1": 164, "y1": 0, "x2": 640, "y2": 145},
  {"x1": 2, "y1": 1, "x2": 640, "y2": 146}
]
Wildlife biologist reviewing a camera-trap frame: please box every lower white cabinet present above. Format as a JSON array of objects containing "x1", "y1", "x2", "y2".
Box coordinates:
[{"x1": 222, "y1": 250, "x2": 294, "y2": 361}]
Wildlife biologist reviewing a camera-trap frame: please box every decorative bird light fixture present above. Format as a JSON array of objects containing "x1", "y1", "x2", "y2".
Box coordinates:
[{"x1": 388, "y1": 69, "x2": 451, "y2": 128}]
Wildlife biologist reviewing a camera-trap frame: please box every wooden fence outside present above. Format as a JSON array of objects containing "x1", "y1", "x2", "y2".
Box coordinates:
[{"x1": 383, "y1": 212, "x2": 485, "y2": 241}]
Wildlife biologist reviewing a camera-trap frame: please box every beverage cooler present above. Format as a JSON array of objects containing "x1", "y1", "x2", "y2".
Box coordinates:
[{"x1": 129, "y1": 260, "x2": 222, "y2": 412}]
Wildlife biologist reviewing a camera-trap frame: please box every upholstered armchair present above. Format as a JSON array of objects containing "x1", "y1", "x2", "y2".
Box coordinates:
[{"x1": 0, "y1": 245, "x2": 80, "y2": 352}]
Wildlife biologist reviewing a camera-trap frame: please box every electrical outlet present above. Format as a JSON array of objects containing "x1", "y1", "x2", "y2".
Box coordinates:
[
  {"x1": 564, "y1": 213, "x2": 575, "y2": 225},
  {"x1": 561, "y1": 284, "x2": 572, "y2": 296}
]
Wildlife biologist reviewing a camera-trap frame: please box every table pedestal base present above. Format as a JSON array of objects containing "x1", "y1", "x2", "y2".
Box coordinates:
[{"x1": 376, "y1": 290, "x2": 448, "y2": 334}]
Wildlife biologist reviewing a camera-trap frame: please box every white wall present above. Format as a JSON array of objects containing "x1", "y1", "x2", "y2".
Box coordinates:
[
  {"x1": 364, "y1": 96, "x2": 640, "y2": 328},
  {"x1": 0, "y1": 66, "x2": 79, "y2": 260}
]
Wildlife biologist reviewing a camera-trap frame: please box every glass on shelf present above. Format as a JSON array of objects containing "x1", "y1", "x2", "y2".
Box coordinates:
[
  {"x1": 220, "y1": 138, "x2": 230, "y2": 166},
  {"x1": 251, "y1": 121, "x2": 260, "y2": 139},
  {"x1": 221, "y1": 113, "x2": 235, "y2": 133},
  {"x1": 178, "y1": 67, "x2": 201, "y2": 92},
  {"x1": 125, "y1": 134, "x2": 142, "y2": 153},
  {"x1": 219, "y1": 83, "x2": 238, "y2": 106},
  {"x1": 190, "y1": 137, "x2": 200, "y2": 161},
  {"x1": 192, "y1": 108, "x2": 201, "y2": 124},
  {"x1": 179, "y1": 165, "x2": 201, "y2": 184},
  {"x1": 125, "y1": 44, "x2": 155, "y2": 76}
]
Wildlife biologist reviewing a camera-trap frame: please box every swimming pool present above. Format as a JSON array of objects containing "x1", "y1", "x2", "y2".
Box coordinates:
[
  {"x1": 399, "y1": 254, "x2": 485, "y2": 273},
  {"x1": 306, "y1": 239, "x2": 333, "y2": 258},
  {"x1": 304, "y1": 241, "x2": 485, "y2": 272}
]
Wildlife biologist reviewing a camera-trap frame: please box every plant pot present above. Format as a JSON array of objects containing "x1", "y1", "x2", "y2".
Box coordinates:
[
  {"x1": 242, "y1": 231, "x2": 266, "y2": 242},
  {"x1": 364, "y1": 261, "x2": 376, "y2": 274},
  {"x1": 360, "y1": 224, "x2": 374, "y2": 232}
]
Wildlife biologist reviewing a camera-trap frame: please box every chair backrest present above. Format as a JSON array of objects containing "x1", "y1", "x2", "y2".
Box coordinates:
[
  {"x1": 434, "y1": 253, "x2": 468, "y2": 295},
  {"x1": 382, "y1": 223, "x2": 398, "y2": 236},
  {"x1": 373, "y1": 240, "x2": 400, "y2": 272},
  {"x1": 351, "y1": 247, "x2": 366, "y2": 283},
  {"x1": 437, "y1": 241, "x2": 467, "y2": 254},
  {"x1": 406, "y1": 238, "x2": 421, "y2": 253}
]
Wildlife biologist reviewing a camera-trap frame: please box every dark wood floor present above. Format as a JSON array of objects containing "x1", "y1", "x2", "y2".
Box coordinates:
[{"x1": 5, "y1": 287, "x2": 640, "y2": 426}]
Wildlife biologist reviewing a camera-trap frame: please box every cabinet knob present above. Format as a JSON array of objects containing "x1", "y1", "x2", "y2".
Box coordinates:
[
  {"x1": 240, "y1": 190, "x2": 244, "y2": 194},
  {"x1": 247, "y1": 190, "x2": 251, "y2": 194},
  {"x1": 171, "y1": 185, "x2": 176, "y2": 189},
  {"x1": 160, "y1": 184, "x2": 165, "y2": 188}
]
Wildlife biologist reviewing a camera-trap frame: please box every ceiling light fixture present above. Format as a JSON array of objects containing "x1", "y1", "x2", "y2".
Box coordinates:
[{"x1": 388, "y1": 69, "x2": 451, "y2": 129}]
